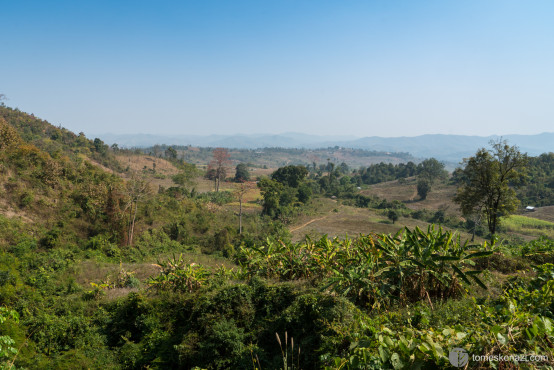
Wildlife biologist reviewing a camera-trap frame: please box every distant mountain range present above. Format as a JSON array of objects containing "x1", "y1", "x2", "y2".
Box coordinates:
[{"x1": 98, "y1": 132, "x2": 554, "y2": 162}]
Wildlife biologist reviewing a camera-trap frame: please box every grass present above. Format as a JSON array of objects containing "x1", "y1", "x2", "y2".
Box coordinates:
[
  {"x1": 361, "y1": 178, "x2": 460, "y2": 215},
  {"x1": 524, "y1": 205, "x2": 554, "y2": 223},
  {"x1": 501, "y1": 215, "x2": 554, "y2": 238},
  {"x1": 288, "y1": 200, "x2": 481, "y2": 243},
  {"x1": 71, "y1": 251, "x2": 238, "y2": 301}
]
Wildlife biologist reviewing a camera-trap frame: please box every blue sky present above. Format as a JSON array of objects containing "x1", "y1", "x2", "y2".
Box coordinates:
[{"x1": 1, "y1": 1, "x2": 553, "y2": 137}]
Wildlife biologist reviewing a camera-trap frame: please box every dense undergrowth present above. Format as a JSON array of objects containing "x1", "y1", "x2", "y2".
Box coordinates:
[{"x1": 3, "y1": 220, "x2": 553, "y2": 369}]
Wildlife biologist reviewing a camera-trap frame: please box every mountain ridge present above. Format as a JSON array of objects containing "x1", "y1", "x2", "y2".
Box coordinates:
[{"x1": 97, "y1": 132, "x2": 554, "y2": 162}]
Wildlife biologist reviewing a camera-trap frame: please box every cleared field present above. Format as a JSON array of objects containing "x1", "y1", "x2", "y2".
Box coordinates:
[
  {"x1": 289, "y1": 200, "x2": 480, "y2": 243},
  {"x1": 524, "y1": 205, "x2": 554, "y2": 223},
  {"x1": 360, "y1": 179, "x2": 460, "y2": 216}
]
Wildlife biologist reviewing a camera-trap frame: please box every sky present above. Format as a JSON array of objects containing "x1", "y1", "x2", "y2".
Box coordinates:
[{"x1": 1, "y1": 0, "x2": 553, "y2": 138}]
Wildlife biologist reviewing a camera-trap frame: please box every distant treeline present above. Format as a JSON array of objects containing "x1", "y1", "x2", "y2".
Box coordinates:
[{"x1": 139, "y1": 144, "x2": 414, "y2": 168}]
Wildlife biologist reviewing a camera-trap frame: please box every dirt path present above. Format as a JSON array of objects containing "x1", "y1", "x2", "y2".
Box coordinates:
[{"x1": 289, "y1": 216, "x2": 328, "y2": 232}]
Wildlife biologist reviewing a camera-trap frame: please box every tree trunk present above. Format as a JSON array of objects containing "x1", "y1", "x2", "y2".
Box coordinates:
[
  {"x1": 127, "y1": 203, "x2": 133, "y2": 246},
  {"x1": 128, "y1": 201, "x2": 137, "y2": 246},
  {"x1": 239, "y1": 197, "x2": 243, "y2": 234}
]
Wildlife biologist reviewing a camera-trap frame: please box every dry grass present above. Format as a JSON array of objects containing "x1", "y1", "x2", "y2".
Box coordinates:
[
  {"x1": 249, "y1": 167, "x2": 275, "y2": 177},
  {"x1": 524, "y1": 205, "x2": 554, "y2": 223},
  {"x1": 115, "y1": 154, "x2": 179, "y2": 175},
  {"x1": 361, "y1": 179, "x2": 460, "y2": 216},
  {"x1": 113, "y1": 154, "x2": 182, "y2": 190},
  {"x1": 288, "y1": 202, "x2": 479, "y2": 243}
]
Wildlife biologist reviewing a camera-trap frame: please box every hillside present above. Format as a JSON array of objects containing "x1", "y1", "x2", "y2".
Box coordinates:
[{"x1": 0, "y1": 106, "x2": 553, "y2": 368}]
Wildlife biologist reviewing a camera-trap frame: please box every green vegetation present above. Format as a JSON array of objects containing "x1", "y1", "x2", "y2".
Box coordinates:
[
  {"x1": 454, "y1": 140, "x2": 528, "y2": 238},
  {"x1": 0, "y1": 105, "x2": 554, "y2": 368},
  {"x1": 234, "y1": 163, "x2": 251, "y2": 182},
  {"x1": 519, "y1": 153, "x2": 554, "y2": 207},
  {"x1": 501, "y1": 215, "x2": 554, "y2": 238},
  {"x1": 258, "y1": 165, "x2": 312, "y2": 220}
]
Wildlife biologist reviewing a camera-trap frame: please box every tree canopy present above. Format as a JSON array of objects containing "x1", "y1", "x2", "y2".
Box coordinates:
[
  {"x1": 454, "y1": 140, "x2": 527, "y2": 237},
  {"x1": 234, "y1": 163, "x2": 250, "y2": 182},
  {"x1": 271, "y1": 165, "x2": 308, "y2": 187}
]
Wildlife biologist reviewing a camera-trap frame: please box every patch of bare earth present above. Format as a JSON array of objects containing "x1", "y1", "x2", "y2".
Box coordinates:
[{"x1": 0, "y1": 198, "x2": 33, "y2": 223}]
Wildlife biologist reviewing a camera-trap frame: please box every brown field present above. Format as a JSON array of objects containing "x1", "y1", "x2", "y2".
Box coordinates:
[
  {"x1": 361, "y1": 179, "x2": 461, "y2": 216},
  {"x1": 288, "y1": 198, "x2": 481, "y2": 243},
  {"x1": 524, "y1": 205, "x2": 554, "y2": 223}
]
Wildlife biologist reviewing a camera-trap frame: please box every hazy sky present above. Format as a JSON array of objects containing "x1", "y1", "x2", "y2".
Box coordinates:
[{"x1": 2, "y1": 1, "x2": 553, "y2": 137}]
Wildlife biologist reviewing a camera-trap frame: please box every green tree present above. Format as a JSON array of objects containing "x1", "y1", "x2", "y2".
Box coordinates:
[
  {"x1": 417, "y1": 178, "x2": 431, "y2": 200},
  {"x1": 258, "y1": 178, "x2": 284, "y2": 218},
  {"x1": 165, "y1": 146, "x2": 177, "y2": 160},
  {"x1": 271, "y1": 165, "x2": 308, "y2": 187},
  {"x1": 387, "y1": 209, "x2": 399, "y2": 224},
  {"x1": 172, "y1": 163, "x2": 198, "y2": 187},
  {"x1": 415, "y1": 158, "x2": 447, "y2": 199},
  {"x1": 417, "y1": 158, "x2": 448, "y2": 183},
  {"x1": 453, "y1": 140, "x2": 527, "y2": 238},
  {"x1": 93, "y1": 137, "x2": 107, "y2": 154},
  {"x1": 234, "y1": 163, "x2": 250, "y2": 182}
]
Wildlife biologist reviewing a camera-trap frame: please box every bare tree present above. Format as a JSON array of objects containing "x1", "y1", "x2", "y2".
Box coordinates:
[
  {"x1": 123, "y1": 172, "x2": 151, "y2": 246},
  {"x1": 234, "y1": 181, "x2": 255, "y2": 234},
  {"x1": 209, "y1": 148, "x2": 231, "y2": 192}
]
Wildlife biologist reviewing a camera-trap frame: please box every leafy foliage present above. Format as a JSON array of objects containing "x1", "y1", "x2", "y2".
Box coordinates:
[
  {"x1": 239, "y1": 227, "x2": 491, "y2": 308},
  {"x1": 454, "y1": 140, "x2": 528, "y2": 237}
]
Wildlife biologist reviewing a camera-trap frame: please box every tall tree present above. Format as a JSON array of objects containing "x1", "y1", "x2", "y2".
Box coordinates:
[
  {"x1": 417, "y1": 179, "x2": 431, "y2": 200},
  {"x1": 453, "y1": 140, "x2": 527, "y2": 239},
  {"x1": 234, "y1": 181, "x2": 254, "y2": 234},
  {"x1": 209, "y1": 148, "x2": 231, "y2": 192},
  {"x1": 124, "y1": 173, "x2": 151, "y2": 246},
  {"x1": 417, "y1": 158, "x2": 448, "y2": 184},
  {"x1": 416, "y1": 158, "x2": 448, "y2": 200}
]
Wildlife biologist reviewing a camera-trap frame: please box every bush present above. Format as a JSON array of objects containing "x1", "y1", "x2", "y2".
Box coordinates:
[{"x1": 18, "y1": 190, "x2": 34, "y2": 208}]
